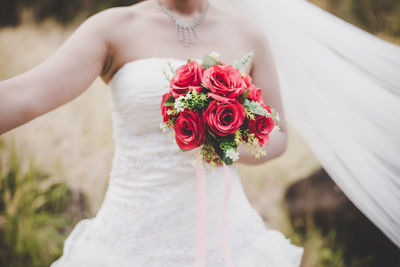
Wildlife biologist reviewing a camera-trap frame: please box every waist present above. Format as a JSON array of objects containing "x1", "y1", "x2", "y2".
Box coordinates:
[{"x1": 96, "y1": 164, "x2": 253, "y2": 235}]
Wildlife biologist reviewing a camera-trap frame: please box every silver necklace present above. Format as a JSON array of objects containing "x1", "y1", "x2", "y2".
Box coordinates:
[{"x1": 157, "y1": 0, "x2": 209, "y2": 47}]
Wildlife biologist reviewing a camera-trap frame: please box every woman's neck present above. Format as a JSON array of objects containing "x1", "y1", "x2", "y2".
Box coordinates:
[{"x1": 158, "y1": 0, "x2": 208, "y2": 15}]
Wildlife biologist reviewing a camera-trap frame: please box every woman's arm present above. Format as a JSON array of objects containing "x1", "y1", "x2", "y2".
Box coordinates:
[
  {"x1": 237, "y1": 23, "x2": 288, "y2": 165},
  {"x1": 0, "y1": 9, "x2": 117, "y2": 135}
]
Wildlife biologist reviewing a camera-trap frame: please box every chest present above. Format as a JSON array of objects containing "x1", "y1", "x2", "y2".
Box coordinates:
[
  {"x1": 103, "y1": 13, "x2": 254, "y2": 83},
  {"x1": 127, "y1": 12, "x2": 253, "y2": 60}
]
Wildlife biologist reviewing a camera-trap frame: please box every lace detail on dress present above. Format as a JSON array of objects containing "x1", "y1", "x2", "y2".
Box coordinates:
[
  {"x1": 50, "y1": 58, "x2": 303, "y2": 267},
  {"x1": 109, "y1": 131, "x2": 196, "y2": 182}
]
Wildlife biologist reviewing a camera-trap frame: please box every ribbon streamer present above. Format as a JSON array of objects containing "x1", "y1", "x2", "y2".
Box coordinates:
[
  {"x1": 222, "y1": 162, "x2": 234, "y2": 267},
  {"x1": 194, "y1": 150, "x2": 234, "y2": 267},
  {"x1": 194, "y1": 152, "x2": 208, "y2": 267}
]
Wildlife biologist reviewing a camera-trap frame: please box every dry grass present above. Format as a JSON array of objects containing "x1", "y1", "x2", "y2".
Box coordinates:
[{"x1": 0, "y1": 22, "x2": 114, "y2": 212}]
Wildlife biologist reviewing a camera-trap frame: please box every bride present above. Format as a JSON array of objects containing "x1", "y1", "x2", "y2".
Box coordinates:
[
  {"x1": 3, "y1": 0, "x2": 400, "y2": 265},
  {"x1": 0, "y1": 0, "x2": 304, "y2": 266}
]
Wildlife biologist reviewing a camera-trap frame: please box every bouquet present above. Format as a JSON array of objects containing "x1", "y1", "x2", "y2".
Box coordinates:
[{"x1": 160, "y1": 51, "x2": 280, "y2": 166}]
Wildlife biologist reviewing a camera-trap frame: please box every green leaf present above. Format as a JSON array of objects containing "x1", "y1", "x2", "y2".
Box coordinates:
[
  {"x1": 233, "y1": 51, "x2": 254, "y2": 73},
  {"x1": 243, "y1": 99, "x2": 271, "y2": 117},
  {"x1": 222, "y1": 153, "x2": 233, "y2": 165},
  {"x1": 219, "y1": 140, "x2": 235, "y2": 152},
  {"x1": 270, "y1": 107, "x2": 280, "y2": 124},
  {"x1": 242, "y1": 89, "x2": 249, "y2": 100},
  {"x1": 207, "y1": 129, "x2": 218, "y2": 140},
  {"x1": 167, "y1": 61, "x2": 175, "y2": 75},
  {"x1": 162, "y1": 69, "x2": 171, "y2": 81},
  {"x1": 163, "y1": 95, "x2": 175, "y2": 107},
  {"x1": 201, "y1": 54, "x2": 219, "y2": 69}
]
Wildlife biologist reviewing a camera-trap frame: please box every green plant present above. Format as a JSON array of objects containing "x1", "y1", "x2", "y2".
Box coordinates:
[
  {"x1": 286, "y1": 221, "x2": 346, "y2": 267},
  {"x1": 0, "y1": 141, "x2": 81, "y2": 267}
]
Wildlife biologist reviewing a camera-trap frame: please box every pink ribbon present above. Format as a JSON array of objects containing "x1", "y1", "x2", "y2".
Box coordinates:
[
  {"x1": 194, "y1": 152, "x2": 207, "y2": 267},
  {"x1": 222, "y1": 162, "x2": 234, "y2": 267},
  {"x1": 194, "y1": 151, "x2": 234, "y2": 267}
]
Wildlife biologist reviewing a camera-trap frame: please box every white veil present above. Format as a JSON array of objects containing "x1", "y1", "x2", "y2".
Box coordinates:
[{"x1": 209, "y1": 0, "x2": 400, "y2": 248}]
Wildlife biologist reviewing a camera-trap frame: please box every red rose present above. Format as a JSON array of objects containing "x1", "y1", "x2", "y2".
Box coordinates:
[
  {"x1": 207, "y1": 92, "x2": 230, "y2": 102},
  {"x1": 160, "y1": 92, "x2": 173, "y2": 123},
  {"x1": 261, "y1": 103, "x2": 272, "y2": 113},
  {"x1": 242, "y1": 74, "x2": 252, "y2": 88},
  {"x1": 248, "y1": 86, "x2": 265, "y2": 105},
  {"x1": 174, "y1": 109, "x2": 206, "y2": 150},
  {"x1": 201, "y1": 65, "x2": 246, "y2": 99},
  {"x1": 170, "y1": 61, "x2": 204, "y2": 98},
  {"x1": 204, "y1": 99, "x2": 246, "y2": 136},
  {"x1": 248, "y1": 114, "x2": 275, "y2": 147}
]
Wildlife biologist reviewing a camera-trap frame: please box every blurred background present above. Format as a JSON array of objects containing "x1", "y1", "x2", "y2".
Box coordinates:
[{"x1": 0, "y1": 0, "x2": 399, "y2": 266}]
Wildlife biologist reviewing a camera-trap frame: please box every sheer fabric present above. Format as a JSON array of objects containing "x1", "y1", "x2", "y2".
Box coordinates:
[{"x1": 210, "y1": 0, "x2": 400, "y2": 247}]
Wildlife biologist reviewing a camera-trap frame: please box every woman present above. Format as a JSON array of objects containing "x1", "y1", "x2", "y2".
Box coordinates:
[
  {"x1": 0, "y1": 0, "x2": 303, "y2": 266},
  {"x1": 0, "y1": 0, "x2": 289, "y2": 163}
]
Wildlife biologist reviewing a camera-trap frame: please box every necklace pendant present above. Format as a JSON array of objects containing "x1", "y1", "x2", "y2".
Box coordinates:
[{"x1": 158, "y1": 0, "x2": 209, "y2": 47}]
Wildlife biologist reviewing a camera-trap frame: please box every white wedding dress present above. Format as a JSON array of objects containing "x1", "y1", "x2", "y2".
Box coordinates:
[{"x1": 50, "y1": 57, "x2": 303, "y2": 267}]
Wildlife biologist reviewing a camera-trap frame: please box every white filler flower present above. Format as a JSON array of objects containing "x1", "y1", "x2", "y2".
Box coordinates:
[
  {"x1": 160, "y1": 123, "x2": 168, "y2": 132},
  {"x1": 226, "y1": 149, "x2": 240, "y2": 162},
  {"x1": 174, "y1": 95, "x2": 186, "y2": 112},
  {"x1": 209, "y1": 51, "x2": 221, "y2": 59},
  {"x1": 185, "y1": 92, "x2": 192, "y2": 100}
]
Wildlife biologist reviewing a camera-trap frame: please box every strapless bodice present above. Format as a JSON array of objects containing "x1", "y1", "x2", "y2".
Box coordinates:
[
  {"x1": 107, "y1": 58, "x2": 199, "y2": 182},
  {"x1": 108, "y1": 57, "x2": 187, "y2": 136}
]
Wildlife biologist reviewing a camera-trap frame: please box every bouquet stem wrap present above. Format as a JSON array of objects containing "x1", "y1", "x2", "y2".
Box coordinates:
[{"x1": 194, "y1": 149, "x2": 234, "y2": 267}]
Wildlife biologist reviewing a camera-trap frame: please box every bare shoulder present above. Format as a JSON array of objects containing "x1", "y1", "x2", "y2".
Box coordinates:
[
  {"x1": 229, "y1": 15, "x2": 269, "y2": 49},
  {"x1": 85, "y1": 1, "x2": 162, "y2": 44},
  {"x1": 79, "y1": 1, "x2": 153, "y2": 37},
  {"x1": 211, "y1": 7, "x2": 270, "y2": 52},
  {"x1": 80, "y1": 6, "x2": 135, "y2": 34}
]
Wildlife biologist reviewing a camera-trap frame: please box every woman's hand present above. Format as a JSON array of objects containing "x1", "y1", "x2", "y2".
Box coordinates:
[
  {"x1": 235, "y1": 128, "x2": 287, "y2": 165},
  {"x1": 235, "y1": 19, "x2": 289, "y2": 164},
  {"x1": 0, "y1": 8, "x2": 120, "y2": 135}
]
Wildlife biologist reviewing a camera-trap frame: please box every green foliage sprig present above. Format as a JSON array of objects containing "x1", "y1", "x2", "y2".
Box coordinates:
[
  {"x1": 243, "y1": 99, "x2": 272, "y2": 117},
  {"x1": 233, "y1": 51, "x2": 254, "y2": 73},
  {"x1": 161, "y1": 51, "x2": 282, "y2": 166}
]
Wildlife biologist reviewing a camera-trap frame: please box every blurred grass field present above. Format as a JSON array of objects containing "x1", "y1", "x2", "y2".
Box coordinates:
[{"x1": 3, "y1": 14, "x2": 398, "y2": 266}]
